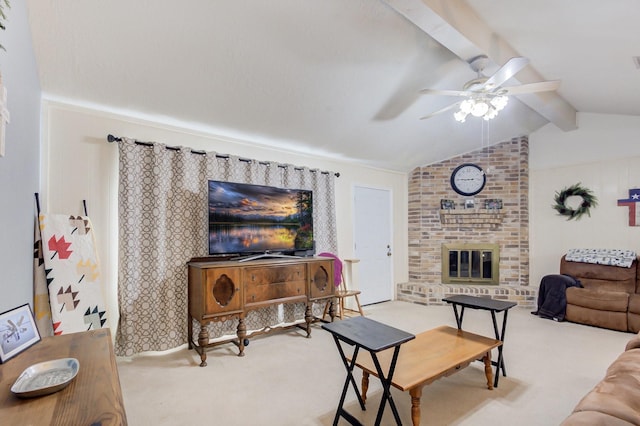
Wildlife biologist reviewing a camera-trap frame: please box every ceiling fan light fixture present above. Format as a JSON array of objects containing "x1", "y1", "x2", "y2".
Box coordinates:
[
  {"x1": 460, "y1": 99, "x2": 474, "y2": 114},
  {"x1": 490, "y1": 95, "x2": 508, "y2": 111},
  {"x1": 483, "y1": 107, "x2": 498, "y2": 120},
  {"x1": 470, "y1": 100, "x2": 489, "y2": 117},
  {"x1": 454, "y1": 110, "x2": 467, "y2": 122},
  {"x1": 425, "y1": 56, "x2": 559, "y2": 124},
  {"x1": 454, "y1": 94, "x2": 508, "y2": 122}
]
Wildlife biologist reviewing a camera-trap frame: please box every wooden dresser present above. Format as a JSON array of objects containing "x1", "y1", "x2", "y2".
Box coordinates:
[
  {"x1": 188, "y1": 257, "x2": 335, "y2": 366},
  {"x1": 0, "y1": 328, "x2": 127, "y2": 425}
]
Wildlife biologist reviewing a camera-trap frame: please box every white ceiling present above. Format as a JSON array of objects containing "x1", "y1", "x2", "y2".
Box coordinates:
[{"x1": 25, "y1": 0, "x2": 640, "y2": 172}]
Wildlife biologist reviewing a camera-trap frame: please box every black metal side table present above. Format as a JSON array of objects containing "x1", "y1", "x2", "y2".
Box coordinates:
[
  {"x1": 322, "y1": 316, "x2": 415, "y2": 426},
  {"x1": 442, "y1": 294, "x2": 516, "y2": 388}
]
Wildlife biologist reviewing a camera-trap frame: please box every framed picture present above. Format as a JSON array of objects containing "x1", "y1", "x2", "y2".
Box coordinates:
[
  {"x1": 440, "y1": 199, "x2": 456, "y2": 210},
  {"x1": 0, "y1": 304, "x2": 41, "y2": 363},
  {"x1": 485, "y1": 199, "x2": 503, "y2": 210}
]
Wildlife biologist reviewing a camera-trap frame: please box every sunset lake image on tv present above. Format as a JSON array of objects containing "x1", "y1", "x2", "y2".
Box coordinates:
[{"x1": 208, "y1": 181, "x2": 313, "y2": 255}]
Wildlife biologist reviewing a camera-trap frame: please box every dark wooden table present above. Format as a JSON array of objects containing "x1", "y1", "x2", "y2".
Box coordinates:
[
  {"x1": 442, "y1": 294, "x2": 517, "y2": 387},
  {"x1": 0, "y1": 328, "x2": 127, "y2": 425},
  {"x1": 322, "y1": 316, "x2": 415, "y2": 426}
]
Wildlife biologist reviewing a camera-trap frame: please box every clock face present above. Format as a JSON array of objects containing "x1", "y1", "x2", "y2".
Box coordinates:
[{"x1": 450, "y1": 163, "x2": 486, "y2": 196}]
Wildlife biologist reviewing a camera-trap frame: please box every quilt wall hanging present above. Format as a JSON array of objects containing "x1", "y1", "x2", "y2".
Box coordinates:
[
  {"x1": 33, "y1": 215, "x2": 52, "y2": 337},
  {"x1": 35, "y1": 213, "x2": 109, "y2": 335}
]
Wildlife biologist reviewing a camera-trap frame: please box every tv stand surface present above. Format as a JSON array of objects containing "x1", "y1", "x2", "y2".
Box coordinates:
[
  {"x1": 234, "y1": 253, "x2": 302, "y2": 263},
  {"x1": 187, "y1": 256, "x2": 336, "y2": 366}
]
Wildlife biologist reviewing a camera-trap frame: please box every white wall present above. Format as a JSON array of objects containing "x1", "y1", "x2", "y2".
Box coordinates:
[
  {"x1": 0, "y1": 1, "x2": 41, "y2": 313},
  {"x1": 40, "y1": 101, "x2": 409, "y2": 324},
  {"x1": 39, "y1": 98, "x2": 640, "y2": 318},
  {"x1": 529, "y1": 112, "x2": 640, "y2": 288}
]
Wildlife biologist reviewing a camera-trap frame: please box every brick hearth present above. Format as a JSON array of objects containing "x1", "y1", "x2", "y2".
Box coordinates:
[{"x1": 397, "y1": 282, "x2": 537, "y2": 308}]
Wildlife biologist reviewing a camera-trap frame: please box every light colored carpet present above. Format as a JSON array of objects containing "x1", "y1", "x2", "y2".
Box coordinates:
[{"x1": 116, "y1": 301, "x2": 632, "y2": 425}]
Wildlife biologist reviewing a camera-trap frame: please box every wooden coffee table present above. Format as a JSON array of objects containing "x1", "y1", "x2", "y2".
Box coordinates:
[{"x1": 351, "y1": 325, "x2": 501, "y2": 426}]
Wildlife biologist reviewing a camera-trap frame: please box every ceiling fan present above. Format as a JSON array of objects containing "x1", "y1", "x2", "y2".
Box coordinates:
[{"x1": 419, "y1": 55, "x2": 560, "y2": 122}]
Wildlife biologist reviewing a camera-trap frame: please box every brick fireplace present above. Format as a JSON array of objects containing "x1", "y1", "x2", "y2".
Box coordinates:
[{"x1": 397, "y1": 136, "x2": 537, "y2": 307}]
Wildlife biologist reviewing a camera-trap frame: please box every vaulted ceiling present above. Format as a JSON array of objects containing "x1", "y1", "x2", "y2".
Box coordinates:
[{"x1": 25, "y1": 0, "x2": 640, "y2": 172}]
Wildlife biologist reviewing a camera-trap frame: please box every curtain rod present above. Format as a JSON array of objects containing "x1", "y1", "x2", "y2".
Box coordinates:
[{"x1": 107, "y1": 134, "x2": 339, "y2": 177}]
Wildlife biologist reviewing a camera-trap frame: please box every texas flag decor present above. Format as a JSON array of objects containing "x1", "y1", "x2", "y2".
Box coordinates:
[{"x1": 617, "y1": 189, "x2": 640, "y2": 226}]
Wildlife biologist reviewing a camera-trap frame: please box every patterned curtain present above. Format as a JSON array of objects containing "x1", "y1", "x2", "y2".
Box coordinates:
[{"x1": 115, "y1": 138, "x2": 337, "y2": 356}]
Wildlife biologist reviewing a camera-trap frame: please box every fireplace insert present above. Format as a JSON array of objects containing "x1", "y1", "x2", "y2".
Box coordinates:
[{"x1": 441, "y1": 243, "x2": 499, "y2": 285}]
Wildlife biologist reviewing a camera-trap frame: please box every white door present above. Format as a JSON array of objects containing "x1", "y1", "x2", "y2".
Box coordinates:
[{"x1": 353, "y1": 186, "x2": 393, "y2": 305}]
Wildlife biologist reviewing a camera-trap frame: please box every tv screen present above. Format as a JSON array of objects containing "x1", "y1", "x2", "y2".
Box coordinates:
[{"x1": 208, "y1": 180, "x2": 314, "y2": 256}]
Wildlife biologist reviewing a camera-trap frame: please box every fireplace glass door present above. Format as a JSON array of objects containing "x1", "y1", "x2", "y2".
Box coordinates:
[{"x1": 442, "y1": 243, "x2": 499, "y2": 284}]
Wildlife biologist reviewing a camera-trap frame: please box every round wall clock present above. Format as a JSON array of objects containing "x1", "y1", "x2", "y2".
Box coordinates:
[{"x1": 450, "y1": 163, "x2": 486, "y2": 196}]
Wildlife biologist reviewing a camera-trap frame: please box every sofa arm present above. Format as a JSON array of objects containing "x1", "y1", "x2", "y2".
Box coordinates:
[
  {"x1": 625, "y1": 333, "x2": 640, "y2": 351},
  {"x1": 561, "y1": 410, "x2": 636, "y2": 425}
]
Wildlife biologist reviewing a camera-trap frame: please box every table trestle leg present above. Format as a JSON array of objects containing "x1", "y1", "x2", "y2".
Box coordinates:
[
  {"x1": 490, "y1": 310, "x2": 509, "y2": 388},
  {"x1": 371, "y1": 346, "x2": 403, "y2": 426},
  {"x1": 331, "y1": 336, "x2": 366, "y2": 426}
]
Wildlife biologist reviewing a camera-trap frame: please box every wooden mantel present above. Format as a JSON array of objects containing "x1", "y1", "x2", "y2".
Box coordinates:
[{"x1": 439, "y1": 209, "x2": 504, "y2": 227}]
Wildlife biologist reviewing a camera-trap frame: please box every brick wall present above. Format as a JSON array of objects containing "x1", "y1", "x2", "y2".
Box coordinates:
[{"x1": 398, "y1": 136, "x2": 536, "y2": 307}]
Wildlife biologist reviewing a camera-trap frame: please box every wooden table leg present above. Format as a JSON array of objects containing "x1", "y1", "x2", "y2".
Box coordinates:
[
  {"x1": 236, "y1": 317, "x2": 247, "y2": 357},
  {"x1": 483, "y1": 351, "x2": 494, "y2": 390},
  {"x1": 329, "y1": 298, "x2": 337, "y2": 322},
  {"x1": 409, "y1": 387, "x2": 422, "y2": 426},
  {"x1": 304, "y1": 303, "x2": 313, "y2": 337},
  {"x1": 361, "y1": 371, "x2": 369, "y2": 405},
  {"x1": 197, "y1": 324, "x2": 209, "y2": 367}
]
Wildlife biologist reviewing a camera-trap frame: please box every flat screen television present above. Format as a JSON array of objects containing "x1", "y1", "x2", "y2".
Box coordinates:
[{"x1": 208, "y1": 180, "x2": 314, "y2": 260}]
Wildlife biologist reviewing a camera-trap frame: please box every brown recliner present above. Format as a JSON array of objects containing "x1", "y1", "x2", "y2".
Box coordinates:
[{"x1": 560, "y1": 255, "x2": 639, "y2": 332}]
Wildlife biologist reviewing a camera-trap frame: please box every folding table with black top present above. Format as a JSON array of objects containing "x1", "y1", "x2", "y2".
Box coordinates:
[
  {"x1": 322, "y1": 316, "x2": 415, "y2": 426},
  {"x1": 442, "y1": 294, "x2": 516, "y2": 387}
]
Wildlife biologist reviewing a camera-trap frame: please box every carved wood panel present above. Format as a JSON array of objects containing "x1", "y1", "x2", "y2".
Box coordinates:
[
  {"x1": 309, "y1": 259, "x2": 334, "y2": 300},
  {"x1": 204, "y1": 267, "x2": 242, "y2": 314}
]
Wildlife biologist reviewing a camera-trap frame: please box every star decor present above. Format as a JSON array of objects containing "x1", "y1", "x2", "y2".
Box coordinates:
[{"x1": 617, "y1": 189, "x2": 640, "y2": 226}]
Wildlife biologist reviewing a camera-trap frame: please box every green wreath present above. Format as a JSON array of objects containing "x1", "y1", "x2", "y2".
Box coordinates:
[{"x1": 552, "y1": 183, "x2": 598, "y2": 220}]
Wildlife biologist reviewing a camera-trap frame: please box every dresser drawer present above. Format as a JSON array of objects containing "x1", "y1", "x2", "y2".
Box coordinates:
[{"x1": 244, "y1": 264, "x2": 306, "y2": 304}]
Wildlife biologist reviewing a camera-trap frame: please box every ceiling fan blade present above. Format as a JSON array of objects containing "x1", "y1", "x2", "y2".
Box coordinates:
[
  {"x1": 419, "y1": 101, "x2": 461, "y2": 120},
  {"x1": 420, "y1": 88, "x2": 472, "y2": 97},
  {"x1": 500, "y1": 80, "x2": 561, "y2": 95},
  {"x1": 483, "y1": 57, "x2": 530, "y2": 89}
]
